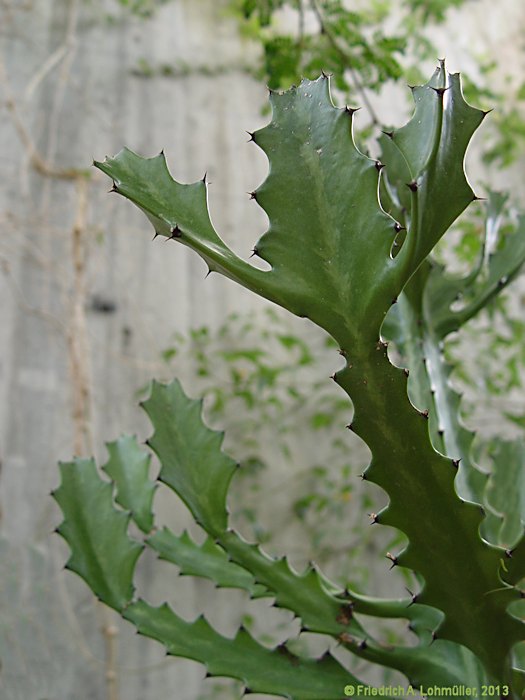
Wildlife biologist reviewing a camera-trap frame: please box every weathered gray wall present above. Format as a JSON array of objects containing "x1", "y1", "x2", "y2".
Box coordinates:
[
  {"x1": 0, "y1": 0, "x2": 524, "y2": 698},
  {"x1": 0, "y1": 2, "x2": 274, "y2": 698},
  {"x1": 0, "y1": 2, "x2": 345, "y2": 698}
]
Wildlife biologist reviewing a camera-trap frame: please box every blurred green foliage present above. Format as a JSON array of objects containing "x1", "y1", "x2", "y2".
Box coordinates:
[
  {"x1": 112, "y1": 0, "x2": 525, "y2": 170},
  {"x1": 228, "y1": 0, "x2": 525, "y2": 168}
]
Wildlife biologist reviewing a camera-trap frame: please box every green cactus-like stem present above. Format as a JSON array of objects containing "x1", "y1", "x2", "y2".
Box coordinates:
[
  {"x1": 87, "y1": 65, "x2": 525, "y2": 688},
  {"x1": 140, "y1": 377, "x2": 504, "y2": 684},
  {"x1": 217, "y1": 525, "x2": 490, "y2": 685},
  {"x1": 335, "y1": 338, "x2": 522, "y2": 679},
  {"x1": 393, "y1": 267, "x2": 488, "y2": 506},
  {"x1": 382, "y1": 190, "x2": 525, "y2": 542},
  {"x1": 140, "y1": 379, "x2": 491, "y2": 688},
  {"x1": 124, "y1": 599, "x2": 360, "y2": 700}
]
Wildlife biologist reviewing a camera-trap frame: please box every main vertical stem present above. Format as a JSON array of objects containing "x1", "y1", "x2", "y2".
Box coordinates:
[{"x1": 331, "y1": 331, "x2": 518, "y2": 681}]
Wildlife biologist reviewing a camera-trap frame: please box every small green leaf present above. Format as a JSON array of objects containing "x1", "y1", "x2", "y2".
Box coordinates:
[
  {"x1": 102, "y1": 435, "x2": 155, "y2": 533},
  {"x1": 142, "y1": 380, "x2": 238, "y2": 536},
  {"x1": 310, "y1": 412, "x2": 334, "y2": 429},
  {"x1": 53, "y1": 459, "x2": 143, "y2": 611}
]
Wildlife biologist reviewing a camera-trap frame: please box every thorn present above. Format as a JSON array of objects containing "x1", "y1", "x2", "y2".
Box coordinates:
[
  {"x1": 330, "y1": 373, "x2": 338, "y2": 383},
  {"x1": 368, "y1": 512, "x2": 379, "y2": 525},
  {"x1": 505, "y1": 549, "x2": 513, "y2": 558},
  {"x1": 250, "y1": 247, "x2": 259, "y2": 258},
  {"x1": 359, "y1": 472, "x2": 367, "y2": 480},
  {"x1": 386, "y1": 552, "x2": 398, "y2": 569},
  {"x1": 375, "y1": 160, "x2": 385, "y2": 171},
  {"x1": 406, "y1": 587, "x2": 418, "y2": 607},
  {"x1": 452, "y1": 459, "x2": 460, "y2": 469},
  {"x1": 430, "y1": 630, "x2": 438, "y2": 645},
  {"x1": 201, "y1": 171, "x2": 208, "y2": 184},
  {"x1": 338, "y1": 348, "x2": 347, "y2": 357},
  {"x1": 431, "y1": 86, "x2": 449, "y2": 97},
  {"x1": 382, "y1": 130, "x2": 394, "y2": 139},
  {"x1": 277, "y1": 643, "x2": 298, "y2": 664},
  {"x1": 438, "y1": 428, "x2": 444, "y2": 437},
  {"x1": 472, "y1": 194, "x2": 487, "y2": 202},
  {"x1": 109, "y1": 182, "x2": 119, "y2": 193},
  {"x1": 345, "y1": 105, "x2": 359, "y2": 115},
  {"x1": 246, "y1": 130, "x2": 257, "y2": 143},
  {"x1": 152, "y1": 232, "x2": 160, "y2": 241},
  {"x1": 407, "y1": 180, "x2": 418, "y2": 192},
  {"x1": 205, "y1": 268, "x2": 212, "y2": 279},
  {"x1": 358, "y1": 639, "x2": 368, "y2": 650},
  {"x1": 391, "y1": 297, "x2": 398, "y2": 305},
  {"x1": 346, "y1": 423, "x2": 354, "y2": 431},
  {"x1": 168, "y1": 225, "x2": 182, "y2": 240},
  {"x1": 321, "y1": 69, "x2": 332, "y2": 78},
  {"x1": 394, "y1": 222, "x2": 405, "y2": 233},
  {"x1": 420, "y1": 409, "x2": 429, "y2": 419},
  {"x1": 403, "y1": 368, "x2": 410, "y2": 377},
  {"x1": 248, "y1": 191, "x2": 258, "y2": 201}
]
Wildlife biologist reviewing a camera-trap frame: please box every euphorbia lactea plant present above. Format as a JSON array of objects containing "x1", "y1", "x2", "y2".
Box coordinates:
[{"x1": 54, "y1": 63, "x2": 525, "y2": 698}]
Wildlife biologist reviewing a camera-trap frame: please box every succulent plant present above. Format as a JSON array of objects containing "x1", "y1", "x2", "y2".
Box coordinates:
[{"x1": 54, "y1": 63, "x2": 525, "y2": 697}]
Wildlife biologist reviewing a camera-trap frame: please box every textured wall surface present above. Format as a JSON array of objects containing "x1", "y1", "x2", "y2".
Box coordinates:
[
  {"x1": 0, "y1": 3, "x2": 273, "y2": 698},
  {"x1": 0, "y1": 1, "x2": 524, "y2": 698}
]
